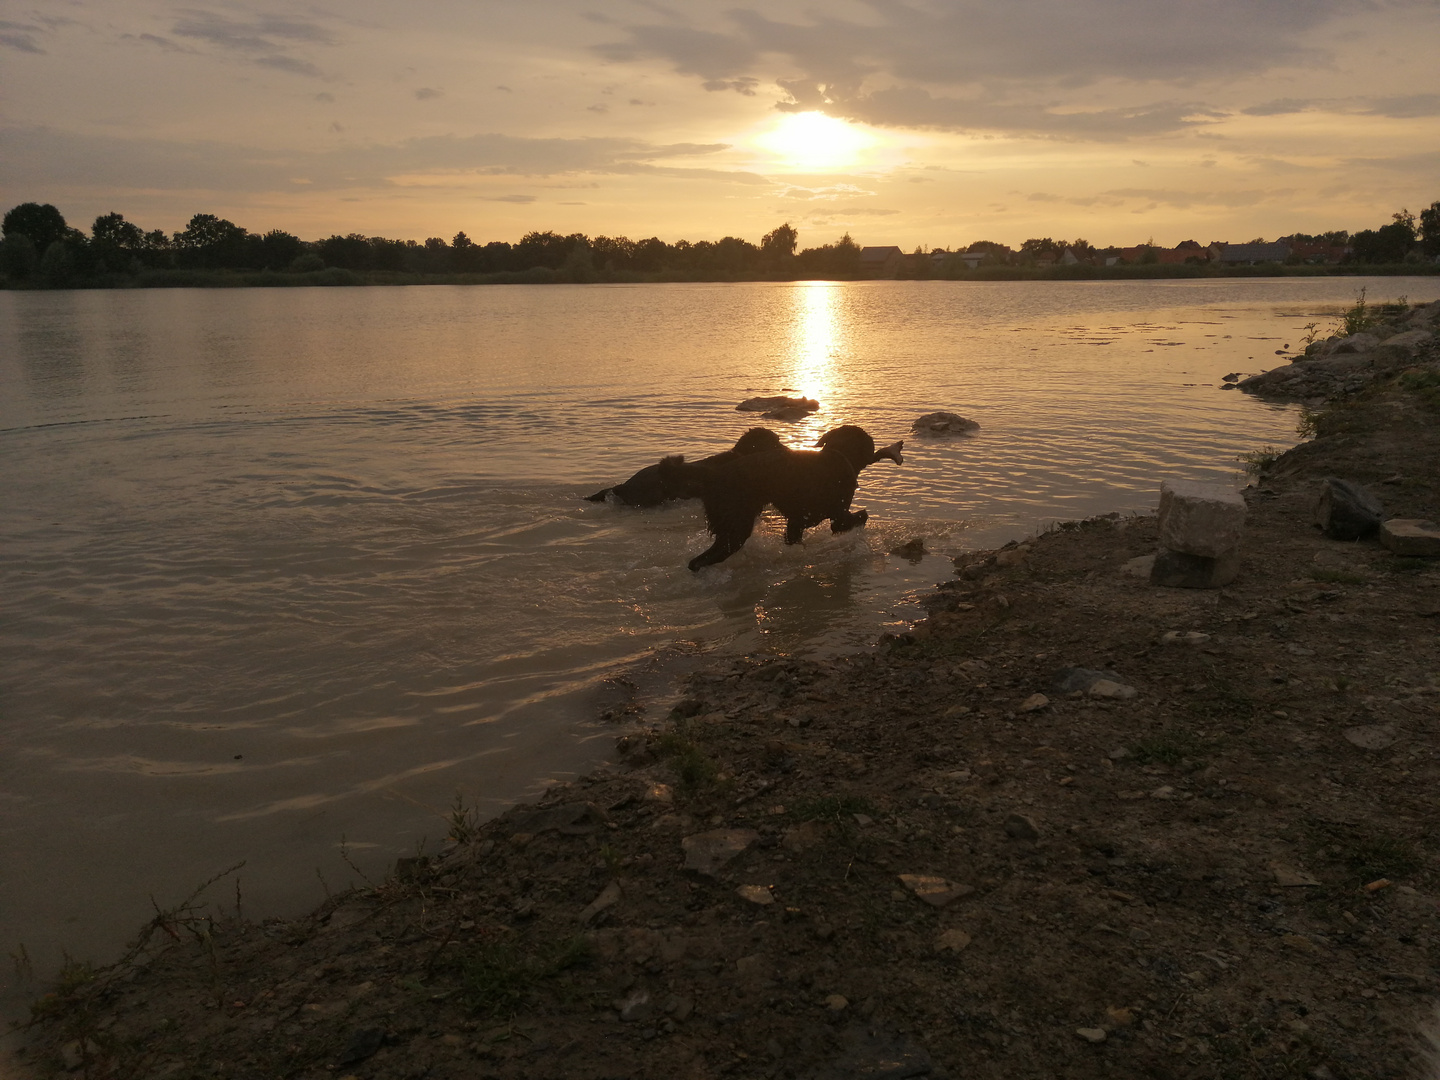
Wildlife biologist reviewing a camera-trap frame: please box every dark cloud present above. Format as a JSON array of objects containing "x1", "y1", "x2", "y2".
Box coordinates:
[
  {"x1": 168, "y1": 7, "x2": 335, "y2": 77},
  {"x1": 1244, "y1": 93, "x2": 1440, "y2": 119},
  {"x1": 780, "y1": 85, "x2": 1226, "y2": 139},
  {"x1": 486, "y1": 194, "x2": 537, "y2": 203},
  {"x1": 0, "y1": 126, "x2": 764, "y2": 196},
  {"x1": 415, "y1": 87, "x2": 442, "y2": 101},
  {"x1": 0, "y1": 19, "x2": 46, "y2": 53},
  {"x1": 597, "y1": 0, "x2": 1361, "y2": 132}
]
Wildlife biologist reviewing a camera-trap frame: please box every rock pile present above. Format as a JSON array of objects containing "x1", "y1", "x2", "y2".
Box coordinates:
[
  {"x1": 1149, "y1": 479, "x2": 1246, "y2": 588},
  {"x1": 1238, "y1": 300, "x2": 1438, "y2": 400}
]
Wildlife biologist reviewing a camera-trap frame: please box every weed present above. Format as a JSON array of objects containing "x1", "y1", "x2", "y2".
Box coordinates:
[
  {"x1": 597, "y1": 843, "x2": 621, "y2": 878},
  {"x1": 1236, "y1": 445, "x2": 1283, "y2": 475},
  {"x1": 452, "y1": 934, "x2": 591, "y2": 1017},
  {"x1": 1337, "y1": 288, "x2": 1375, "y2": 337},
  {"x1": 672, "y1": 746, "x2": 719, "y2": 792},
  {"x1": 1309, "y1": 568, "x2": 1367, "y2": 586},
  {"x1": 1300, "y1": 321, "x2": 1320, "y2": 347},
  {"x1": 1309, "y1": 822, "x2": 1424, "y2": 885},
  {"x1": 792, "y1": 794, "x2": 877, "y2": 824},
  {"x1": 1129, "y1": 729, "x2": 1203, "y2": 767},
  {"x1": 447, "y1": 794, "x2": 481, "y2": 845}
]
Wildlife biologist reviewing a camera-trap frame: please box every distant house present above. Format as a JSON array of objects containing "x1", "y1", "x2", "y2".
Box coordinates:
[
  {"x1": 858, "y1": 246, "x2": 906, "y2": 277},
  {"x1": 957, "y1": 250, "x2": 991, "y2": 270},
  {"x1": 1059, "y1": 248, "x2": 1081, "y2": 266},
  {"x1": 1210, "y1": 242, "x2": 1291, "y2": 265},
  {"x1": 1287, "y1": 242, "x2": 1349, "y2": 265}
]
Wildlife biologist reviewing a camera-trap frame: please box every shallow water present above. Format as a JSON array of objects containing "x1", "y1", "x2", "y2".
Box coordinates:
[{"x1": 1, "y1": 277, "x2": 1433, "y2": 1012}]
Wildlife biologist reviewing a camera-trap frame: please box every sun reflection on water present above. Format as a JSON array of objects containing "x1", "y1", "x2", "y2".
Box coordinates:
[{"x1": 788, "y1": 284, "x2": 843, "y2": 434}]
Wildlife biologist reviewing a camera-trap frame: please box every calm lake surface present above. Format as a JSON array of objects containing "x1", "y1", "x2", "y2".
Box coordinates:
[{"x1": 2, "y1": 277, "x2": 1435, "y2": 1011}]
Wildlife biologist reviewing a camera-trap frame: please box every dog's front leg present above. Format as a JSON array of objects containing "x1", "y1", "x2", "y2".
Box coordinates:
[
  {"x1": 783, "y1": 518, "x2": 808, "y2": 545},
  {"x1": 830, "y1": 508, "x2": 869, "y2": 533}
]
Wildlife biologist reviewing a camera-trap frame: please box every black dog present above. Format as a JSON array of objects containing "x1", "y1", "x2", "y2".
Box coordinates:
[
  {"x1": 658, "y1": 425, "x2": 903, "y2": 570},
  {"x1": 584, "y1": 427, "x2": 783, "y2": 507}
]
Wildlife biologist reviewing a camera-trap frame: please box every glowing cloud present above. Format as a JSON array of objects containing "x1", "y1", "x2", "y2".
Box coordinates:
[{"x1": 755, "y1": 112, "x2": 875, "y2": 171}]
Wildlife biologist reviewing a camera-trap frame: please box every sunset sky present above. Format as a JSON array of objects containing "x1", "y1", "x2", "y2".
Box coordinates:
[{"x1": 3, "y1": 0, "x2": 1438, "y2": 250}]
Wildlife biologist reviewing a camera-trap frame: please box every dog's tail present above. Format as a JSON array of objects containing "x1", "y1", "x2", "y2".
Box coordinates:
[{"x1": 583, "y1": 487, "x2": 613, "y2": 502}]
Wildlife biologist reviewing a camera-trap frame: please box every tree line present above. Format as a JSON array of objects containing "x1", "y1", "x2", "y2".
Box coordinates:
[{"x1": 2, "y1": 200, "x2": 1436, "y2": 289}]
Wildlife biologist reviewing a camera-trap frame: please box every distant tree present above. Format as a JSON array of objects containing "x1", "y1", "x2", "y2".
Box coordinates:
[
  {"x1": 1350, "y1": 211, "x2": 1417, "y2": 264},
  {"x1": 760, "y1": 222, "x2": 798, "y2": 264},
  {"x1": 317, "y1": 233, "x2": 373, "y2": 271},
  {"x1": 37, "y1": 240, "x2": 77, "y2": 288},
  {"x1": 173, "y1": 213, "x2": 251, "y2": 269},
  {"x1": 259, "y1": 229, "x2": 304, "y2": 270},
  {"x1": 0, "y1": 232, "x2": 38, "y2": 281},
  {"x1": 91, "y1": 211, "x2": 145, "y2": 273},
  {"x1": 3, "y1": 202, "x2": 70, "y2": 253},
  {"x1": 1420, "y1": 201, "x2": 1440, "y2": 258}
]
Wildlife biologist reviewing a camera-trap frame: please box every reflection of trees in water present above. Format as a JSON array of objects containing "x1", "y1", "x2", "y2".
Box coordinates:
[{"x1": 15, "y1": 295, "x2": 88, "y2": 400}]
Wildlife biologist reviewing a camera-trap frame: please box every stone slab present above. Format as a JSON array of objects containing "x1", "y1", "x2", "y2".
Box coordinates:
[
  {"x1": 1379, "y1": 518, "x2": 1440, "y2": 557},
  {"x1": 1150, "y1": 547, "x2": 1241, "y2": 589},
  {"x1": 1157, "y1": 480, "x2": 1246, "y2": 558}
]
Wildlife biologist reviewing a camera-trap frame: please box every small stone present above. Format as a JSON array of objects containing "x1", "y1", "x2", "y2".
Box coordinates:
[
  {"x1": 1053, "y1": 667, "x2": 1123, "y2": 694},
  {"x1": 935, "y1": 928, "x2": 973, "y2": 953},
  {"x1": 824, "y1": 994, "x2": 849, "y2": 1011},
  {"x1": 1344, "y1": 724, "x2": 1397, "y2": 750},
  {"x1": 898, "y1": 874, "x2": 975, "y2": 907},
  {"x1": 782, "y1": 820, "x2": 830, "y2": 853},
  {"x1": 1282, "y1": 934, "x2": 1319, "y2": 953},
  {"x1": 1272, "y1": 864, "x2": 1321, "y2": 887},
  {"x1": 663, "y1": 994, "x2": 694, "y2": 1021},
  {"x1": 1106, "y1": 1006, "x2": 1137, "y2": 1027},
  {"x1": 1121, "y1": 553, "x2": 1156, "y2": 578},
  {"x1": 1075, "y1": 1027, "x2": 1108, "y2": 1044},
  {"x1": 736, "y1": 885, "x2": 775, "y2": 906},
  {"x1": 1088, "y1": 680, "x2": 1137, "y2": 700},
  {"x1": 1019, "y1": 693, "x2": 1049, "y2": 713},
  {"x1": 682, "y1": 829, "x2": 760, "y2": 876},
  {"x1": 616, "y1": 990, "x2": 654, "y2": 1022},
  {"x1": 1149, "y1": 786, "x2": 1175, "y2": 800},
  {"x1": 644, "y1": 783, "x2": 674, "y2": 804},
  {"x1": 1379, "y1": 518, "x2": 1440, "y2": 557},
  {"x1": 579, "y1": 880, "x2": 624, "y2": 924},
  {"x1": 1161, "y1": 630, "x2": 1211, "y2": 645},
  {"x1": 1363, "y1": 878, "x2": 1392, "y2": 893},
  {"x1": 1003, "y1": 813, "x2": 1040, "y2": 841}
]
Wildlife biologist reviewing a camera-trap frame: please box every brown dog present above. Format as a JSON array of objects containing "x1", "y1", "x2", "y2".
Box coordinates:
[{"x1": 658, "y1": 425, "x2": 903, "y2": 570}]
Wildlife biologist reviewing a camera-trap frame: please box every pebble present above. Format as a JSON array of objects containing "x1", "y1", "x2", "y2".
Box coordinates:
[
  {"x1": 824, "y1": 994, "x2": 849, "y2": 1012},
  {"x1": 736, "y1": 884, "x2": 775, "y2": 906},
  {"x1": 681, "y1": 829, "x2": 759, "y2": 876},
  {"x1": 1088, "y1": 680, "x2": 1137, "y2": 700},
  {"x1": 616, "y1": 990, "x2": 654, "y2": 1023},
  {"x1": 898, "y1": 874, "x2": 975, "y2": 907},
  {"x1": 1075, "y1": 1027, "x2": 1108, "y2": 1044},
  {"x1": 935, "y1": 928, "x2": 972, "y2": 953},
  {"x1": 1344, "y1": 725, "x2": 1397, "y2": 750},
  {"x1": 1161, "y1": 630, "x2": 1211, "y2": 646},
  {"x1": 1003, "y1": 813, "x2": 1040, "y2": 841},
  {"x1": 1019, "y1": 693, "x2": 1049, "y2": 713}
]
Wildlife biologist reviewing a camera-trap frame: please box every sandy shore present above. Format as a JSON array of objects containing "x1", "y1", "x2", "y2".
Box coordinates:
[{"x1": 10, "y1": 303, "x2": 1440, "y2": 1080}]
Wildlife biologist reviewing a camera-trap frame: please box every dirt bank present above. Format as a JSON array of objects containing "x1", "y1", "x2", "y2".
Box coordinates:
[{"x1": 10, "y1": 305, "x2": 1440, "y2": 1080}]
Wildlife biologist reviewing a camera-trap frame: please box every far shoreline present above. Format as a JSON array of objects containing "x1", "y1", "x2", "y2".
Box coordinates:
[{"x1": 3, "y1": 261, "x2": 1439, "y2": 291}]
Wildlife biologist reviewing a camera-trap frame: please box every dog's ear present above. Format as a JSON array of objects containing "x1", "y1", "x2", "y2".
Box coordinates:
[{"x1": 873, "y1": 440, "x2": 904, "y2": 465}]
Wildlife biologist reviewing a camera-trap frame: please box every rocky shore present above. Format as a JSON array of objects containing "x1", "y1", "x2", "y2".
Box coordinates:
[{"x1": 11, "y1": 305, "x2": 1440, "y2": 1080}]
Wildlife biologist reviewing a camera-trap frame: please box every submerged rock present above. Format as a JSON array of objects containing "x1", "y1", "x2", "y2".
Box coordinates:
[{"x1": 912, "y1": 411, "x2": 980, "y2": 436}]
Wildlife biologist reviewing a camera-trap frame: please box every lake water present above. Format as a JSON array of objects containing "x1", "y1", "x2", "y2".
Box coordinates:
[{"x1": 1, "y1": 276, "x2": 1434, "y2": 1015}]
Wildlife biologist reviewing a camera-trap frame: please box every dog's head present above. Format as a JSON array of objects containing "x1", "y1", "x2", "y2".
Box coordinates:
[
  {"x1": 732, "y1": 427, "x2": 784, "y2": 455},
  {"x1": 815, "y1": 425, "x2": 904, "y2": 469}
]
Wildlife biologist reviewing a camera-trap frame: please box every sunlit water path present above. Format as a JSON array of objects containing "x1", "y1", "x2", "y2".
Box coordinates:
[{"x1": 2, "y1": 277, "x2": 1433, "y2": 1014}]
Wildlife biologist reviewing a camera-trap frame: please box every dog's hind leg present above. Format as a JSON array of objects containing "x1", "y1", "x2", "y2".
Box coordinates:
[
  {"x1": 830, "y1": 508, "x2": 869, "y2": 533},
  {"x1": 688, "y1": 531, "x2": 751, "y2": 571}
]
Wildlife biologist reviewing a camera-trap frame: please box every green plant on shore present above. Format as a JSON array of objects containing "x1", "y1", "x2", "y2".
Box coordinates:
[
  {"x1": 1236, "y1": 445, "x2": 1283, "y2": 474},
  {"x1": 1128, "y1": 729, "x2": 1204, "y2": 767},
  {"x1": 452, "y1": 933, "x2": 591, "y2": 1017},
  {"x1": 1337, "y1": 288, "x2": 1376, "y2": 336},
  {"x1": 655, "y1": 719, "x2": 721, "y2": 794},
  {"x1": 792, "y1": 794, "x2": 877, "y2": 825},
  {"x1": 446, "y1": 793, "x2": 482, "y2": 845}
]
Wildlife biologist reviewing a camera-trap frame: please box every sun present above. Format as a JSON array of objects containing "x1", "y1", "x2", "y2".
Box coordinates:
[{"x1": 755, "y1": 111, "x2": 874, "y2": 170}]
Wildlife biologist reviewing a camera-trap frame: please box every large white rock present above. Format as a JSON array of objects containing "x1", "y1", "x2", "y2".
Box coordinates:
[
  {"x1": 1157, "y1": 480, "x2": 1247, "y2": 558},
  {"x1": 1379, "y1": 518, "x2": 1440, "y2": 557}
]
